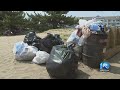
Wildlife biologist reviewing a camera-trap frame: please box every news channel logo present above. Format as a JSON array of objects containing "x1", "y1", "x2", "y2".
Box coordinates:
[{"x1": 100, "y1": 61, "x2": 110, "y2": 72}]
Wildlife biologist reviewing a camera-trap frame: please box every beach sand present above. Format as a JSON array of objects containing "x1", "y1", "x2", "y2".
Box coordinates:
[{"x1": 0, "y1": 29, "x2": 120, "y2": 79}]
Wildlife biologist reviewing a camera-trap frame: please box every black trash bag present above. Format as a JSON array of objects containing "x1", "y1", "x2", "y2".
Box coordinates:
[
  {"x1": 3, "y1": 30, "x2": 13, "y2": 36},
  {"x1": 41, "y1": 33, "x2": 64, "y2": 53},
  {"x1": 32, "y1": 36, "x2": 42, "y2": 50},
  {"x1": 46, "y1": 44, "x2": 78, "y2": 79},
  {"x1": 67, "y1": 41, "x2": 83, "y2": 61},
  {"x1": 23, "y1": 31, "x2": 42, "y2": 50},
  {"x1": 24, "y1": 31, "x2": 37, "y2": 45}
]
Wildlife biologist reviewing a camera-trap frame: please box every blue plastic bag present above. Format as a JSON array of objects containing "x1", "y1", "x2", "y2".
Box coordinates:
[
  {"x1": 89, "y1": 24, "x2": 101, "y2": 31},
  {"x1": 89, "y1": 21, "x2": 104, "y2": 31},
  {"x1": 13, "y1": 41, "x2": 28, "y2": 54},
  {"x1": 13, "y1": 41, "x2": 38, "y2": 61}
]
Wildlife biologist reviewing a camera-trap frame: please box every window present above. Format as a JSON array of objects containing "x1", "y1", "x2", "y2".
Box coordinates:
[
  {"x1": 116, "y1": 20, "x2": 120, "y2": 22},
  {"x1": 112, "y1": 23, "x2": 115, "y2": 26},
  {"x1": 108, "y1": 19, "x2": 111, "y2": 22},
  {"x1": 113, "y1": 20, "x2": 115, "y2": 22}
]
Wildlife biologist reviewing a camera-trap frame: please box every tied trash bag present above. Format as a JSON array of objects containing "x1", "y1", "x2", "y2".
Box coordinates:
[
  {"x1": 41, "y1": 33, "x2": 64, "y2": 53},
  {"x1": 13, "y1": 41, "x2": 38, "y2": 61},
  {"x1": 46, "y1": 44, "x2": 78, "y2": 79},
  {"x1": 23, "y1": 31, "x2": 42, "y2": 50},
  {"x1": 32, "y1": 51, "x2": 50, "y2": 64}
]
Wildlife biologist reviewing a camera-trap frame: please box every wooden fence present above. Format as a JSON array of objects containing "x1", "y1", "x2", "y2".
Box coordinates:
[{"x1": 105, "y1": 27, "x2": 120, "y2": 60}]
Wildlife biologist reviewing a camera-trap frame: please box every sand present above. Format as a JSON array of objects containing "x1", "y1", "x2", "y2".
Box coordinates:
[{"x1": 0, "y1": 29, "x2": 120, "y2": 79}]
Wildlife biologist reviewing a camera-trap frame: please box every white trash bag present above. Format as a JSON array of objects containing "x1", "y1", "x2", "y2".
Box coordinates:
[
  {"x1": 79, "y1": 19, "x2": 87, "y2": 27},
  {"x1": 32, "y1": 51, "x2": 50, "y2": 64},
  {"x1": 13, "y1": 41, "x2": 38, "y2": 61}
]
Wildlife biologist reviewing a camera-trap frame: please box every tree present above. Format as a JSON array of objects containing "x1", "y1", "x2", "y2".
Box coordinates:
[
  {"x1": 43, "y1": 11, "x2": 78, "y2": 29},
  {"x1": 26, "y1": 11, "x2": 78, "y2": 33},
  {"x1": 26, "y1": 12, "x2": 50, "y2": 32},
  {"x1": 0, "y1": 11, "x2": 27, "y2": 35}
]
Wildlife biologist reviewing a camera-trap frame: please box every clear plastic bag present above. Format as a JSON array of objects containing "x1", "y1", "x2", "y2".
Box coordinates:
[{"x1": 13, "y1": 41, "x2": 38, "y2": 61}]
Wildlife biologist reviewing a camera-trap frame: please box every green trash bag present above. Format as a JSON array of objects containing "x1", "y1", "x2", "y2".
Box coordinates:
[{"x1": 46, "y1": 44, "x2": 78, "y2": 79}]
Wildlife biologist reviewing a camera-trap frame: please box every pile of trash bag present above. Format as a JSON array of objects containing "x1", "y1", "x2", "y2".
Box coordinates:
[
  {"x1": 13, "y1": 31, "x2": 64, "y2": 64},
  {"x1": 46, "y1": 44, "x2": 78, "y2": 79},
  {"x1": 79, "y1": 18, "x2": 106, "y2": 34},
  {"x1": 88, "y1": 21, "x2": 105, "y2": 33},
  {"x1": 23, "y1": 32, "x2": 64, "y2": 53},
  {"x1": 86, "y1": 19, "x2": 106, "y2": 34}
]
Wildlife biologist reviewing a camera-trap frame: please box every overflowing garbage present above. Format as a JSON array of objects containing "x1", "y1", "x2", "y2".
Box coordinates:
[
  {"x1": 80, "y1": 19, "x2": 108, "y2": 68},
  {"x1": 87, "y1": 19, "x2": 106, "y2": 34},
  {"x1": 79, "y1": 18, "x2": 106, "y2": 34},
  {"x1": 12, "y1": 18, "x2": 108, "y2": 78}
]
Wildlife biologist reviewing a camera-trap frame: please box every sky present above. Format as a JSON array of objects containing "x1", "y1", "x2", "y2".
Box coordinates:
[{"x1": 25, "y1": 11, "x2": 120, "y2": 17}]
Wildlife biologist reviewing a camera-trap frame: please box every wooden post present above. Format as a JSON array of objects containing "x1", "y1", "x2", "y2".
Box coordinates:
[
  {"x1": 119, "y1": 28, "x2": 120, "y2": 45},
  {"x1": 108, "y1": 27, "x2": 115, "y2": 49}
]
